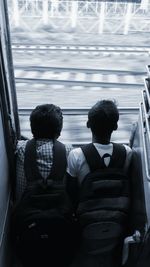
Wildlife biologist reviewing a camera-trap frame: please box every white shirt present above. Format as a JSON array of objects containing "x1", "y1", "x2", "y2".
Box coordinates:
[{"x1": 67, "y1": 143, "x2": 132, "y2": 185}]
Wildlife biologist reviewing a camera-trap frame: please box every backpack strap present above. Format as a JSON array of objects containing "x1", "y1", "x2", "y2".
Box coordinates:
[
  {"x1": 24, "y1": 139, "x2": 41, "y2": 182},
  {"x1": 49, "y1": 140, "x2": 67, "y2": 181},
  {"x1": 109, "y1": 143, "x2": 126, "y2": 168},
  {"x1": 24, "y1": 139, "x2": 67, "y2": 182},
  {"x1": 81, "y1": 143, "x2": 126, "y2": 172},
  {"x1": 81, "y1": 143, "x2": 106, "y2": 171}
]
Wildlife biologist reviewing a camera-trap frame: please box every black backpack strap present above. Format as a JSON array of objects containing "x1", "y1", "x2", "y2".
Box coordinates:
[
  {"x1": 24, "y1": 139, "x2": 42, "y2": 182},
  {"x1": 24, "y1": 139, "x2": 67, "y2": 182},
  {"x1": 49, "y1": 140, "x2": 67, "y2": 181},
  {"x1": 81, "y1": 143, "x2": 127, "y2": 172},
  {"x1": 81, "y1": 143, "x2": 105, "y2": 171},
  {"x1": 109, "y1": 143, "x2": 126, "y2": 168}
]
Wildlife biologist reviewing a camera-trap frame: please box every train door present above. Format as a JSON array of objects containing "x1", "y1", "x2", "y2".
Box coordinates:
[{"x1": 0, "y1": 0, "x2": 20, "y2": 266}]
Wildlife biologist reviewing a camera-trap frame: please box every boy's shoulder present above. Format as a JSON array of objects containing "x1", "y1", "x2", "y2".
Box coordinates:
[
  {"x1": 16, "y1": 140, "x2": 28, "y2": 162},
  {"x1": 16, "y1": 140, "x2": 28, "y2": 153},
  {"x1": 122, "y1": 144, "x2": 133, "y2": 156}
]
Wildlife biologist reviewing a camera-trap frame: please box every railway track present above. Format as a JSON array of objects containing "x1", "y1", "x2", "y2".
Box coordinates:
[
  {"x1": 14, "y1": 65, "x2": 146, "y2": 75},
  {"x1": 14, "y1": 65, "x2": 145, "y2": 88},
  {"x1": 12, "y1": 43, "x2": 150, "y2": 55},
  {"x1": 14, "y1": 53, "x2": 142, "y2": 143},
  {"x1": 15, "y1": 78, "x2": 143, "y2": 88}
]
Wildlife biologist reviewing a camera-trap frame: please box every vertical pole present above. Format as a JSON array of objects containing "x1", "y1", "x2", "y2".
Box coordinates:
[
  {"x1": 99, "y1": 2, "x2": 105, "y2": 34},
  {"x1": 35, "y1": 0, "x2": 38, "y2": 11},
  {"x1": 85, "y1": 0, "x2": 88, "y2": 13},
  {"x1": 140, "y1": 0, "x2": 149, "y2": 11},
  {"x1": 95, "y1": 1, "x2": 98, "y2": 13},
  {"x1": 114, "y1": 1, "x2": 118, "y2": 13},
  {"x1": 71, "y1": 1, "x2": 78, "y2": 29},
  {"x1": 51, "y1": 0, "x2": 58, "y2": 18},
  {"x1": 124, "y1": 3, "x2": 133, "y2": 35},
  {"x1": 12, "y1": 0, "x2": 19, "y2": 27},
  {"x1": 43, "y1": 0, "x2": 48, "y2": 25}
]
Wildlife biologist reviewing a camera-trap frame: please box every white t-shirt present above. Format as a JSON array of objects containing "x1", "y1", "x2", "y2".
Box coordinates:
[{"x1": 67, "y1": 143, "x2": 132, "y2": 185}]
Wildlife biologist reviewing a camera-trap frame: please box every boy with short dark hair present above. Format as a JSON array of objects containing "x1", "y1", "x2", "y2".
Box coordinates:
[
  {"x1": 67, "y1": 99, "x2": 132, "y2": 185},
  {"x1": 66, "y1": 99, "x2": 133, "y2": 267},
  {"x1": 13, "y1": 103, "x2": 74, "y2": 267},
  {"x1": 16, "y1": 103, "x2": 72, "y2": 201}
]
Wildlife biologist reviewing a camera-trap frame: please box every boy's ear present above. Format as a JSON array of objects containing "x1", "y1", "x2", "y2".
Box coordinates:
[
  {"x1": 113, "y1": 122, "x2": 118, "y2": 131},
  {"x1": 87, "y1": 120, "x2": 90, "y2": 128}
]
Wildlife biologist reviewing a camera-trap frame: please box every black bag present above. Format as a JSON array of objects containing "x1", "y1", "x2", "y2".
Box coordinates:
[
  {"x1": 11, "y1": 139, "x2": 78, "y2": 267},
  {"x1": 77, "y1": 143, "x2": 130, "y2": 265},
  {"x1": 134, "y1": 228, "x2": 150, "y2": 267}
]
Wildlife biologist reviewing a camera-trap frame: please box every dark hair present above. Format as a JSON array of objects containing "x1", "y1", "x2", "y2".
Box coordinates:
[
  {"x1": 30, "y1": 104, "x2": 63, "y2": 139},
  {"x1": 87, "y1": 100, "x2": 119, "y2": 136}
]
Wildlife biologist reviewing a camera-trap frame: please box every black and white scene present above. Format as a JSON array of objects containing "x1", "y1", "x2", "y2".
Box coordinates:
[{"x1": 0, "y1": 0, "x2": 150, "y2": 267}]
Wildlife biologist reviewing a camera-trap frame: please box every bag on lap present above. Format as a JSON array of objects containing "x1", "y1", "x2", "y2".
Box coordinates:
[
  {"x1": 11, "y1": 139, "x2": 78, "y2": 267},
  {"x1": 77, "y1": 143, "x2": 130, "y2": 260}
]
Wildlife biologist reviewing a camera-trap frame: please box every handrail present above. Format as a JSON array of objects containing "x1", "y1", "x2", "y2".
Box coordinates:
[
  {"x1": 146, "y1": 65, "x2": 150, "y2": 76},
  {"x1": 144, "y1": 78, "x2": 150, "y2": 109},
  {"x1": 12, "y1": 43, "x2": 150, "y2": 49},
  {"x1": 18, "y1": 107, "x2": 139, "y2": 116},
  {"x1": 15, "y1": 77, "x2": 143, "y2": 88},
  {"x1": 140, "y1": 103, "x2": 150, "y2": 181},
  {"x1": 14, "y1": 65, "x2": 146, "y2": 76},
  {"x1": 142, "y1": 91, "x2": 150, "y2": 143}
]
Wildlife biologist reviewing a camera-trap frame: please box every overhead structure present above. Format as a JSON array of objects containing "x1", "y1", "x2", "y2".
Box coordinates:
[{"x1": 8, "y1": 0, "x2": 150, "y2": 34}]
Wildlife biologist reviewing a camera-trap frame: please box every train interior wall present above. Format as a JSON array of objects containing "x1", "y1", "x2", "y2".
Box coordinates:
[{"x1": 0, "y1": 110, "x2": 11, "y2": 267}]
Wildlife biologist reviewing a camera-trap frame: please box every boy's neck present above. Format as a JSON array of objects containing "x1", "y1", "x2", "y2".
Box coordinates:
[{"x1": 92, "y1": 135, "x2": 111, "y2": 145}]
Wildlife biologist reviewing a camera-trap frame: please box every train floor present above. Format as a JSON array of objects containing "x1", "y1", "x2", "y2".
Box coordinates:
[{"x1": 12, "y1": 251, "x2": 122, "y2": 267}]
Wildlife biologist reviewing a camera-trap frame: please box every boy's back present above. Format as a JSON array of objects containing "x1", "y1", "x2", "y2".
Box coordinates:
[
  {"x1": 66, "y1": 100, "x2": 133, "y2": 267},
  {"x1": 13, "y1": 104, "x2": 75, "y2": 267}
]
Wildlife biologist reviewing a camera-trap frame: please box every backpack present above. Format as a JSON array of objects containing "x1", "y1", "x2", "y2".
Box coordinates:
[
  {"x1": 11, "y1": 139, "x2": 78, "y2": 267},
  {"x1": 135, "y1": 228, "x2": 150, "y2": 267},
  {"x1": 77, "y1": 143, "x2": 130, "y2": 265}
]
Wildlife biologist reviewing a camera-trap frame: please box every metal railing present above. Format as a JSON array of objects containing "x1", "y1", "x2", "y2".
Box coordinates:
[
  {"x1": 7, "y1": 0, "x2": 150, "y2": 34},
  {"x1": 140, "y1": 73, "x2": 150, "y2": 181}
]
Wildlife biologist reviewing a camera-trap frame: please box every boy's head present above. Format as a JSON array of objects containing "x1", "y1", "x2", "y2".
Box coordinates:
[
  {"x1": 30, "y1": 104, "x2": 63, "y2": 139},
  {"x1": 87, "y1": 100, "x2": 119, "y2": 138}
]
